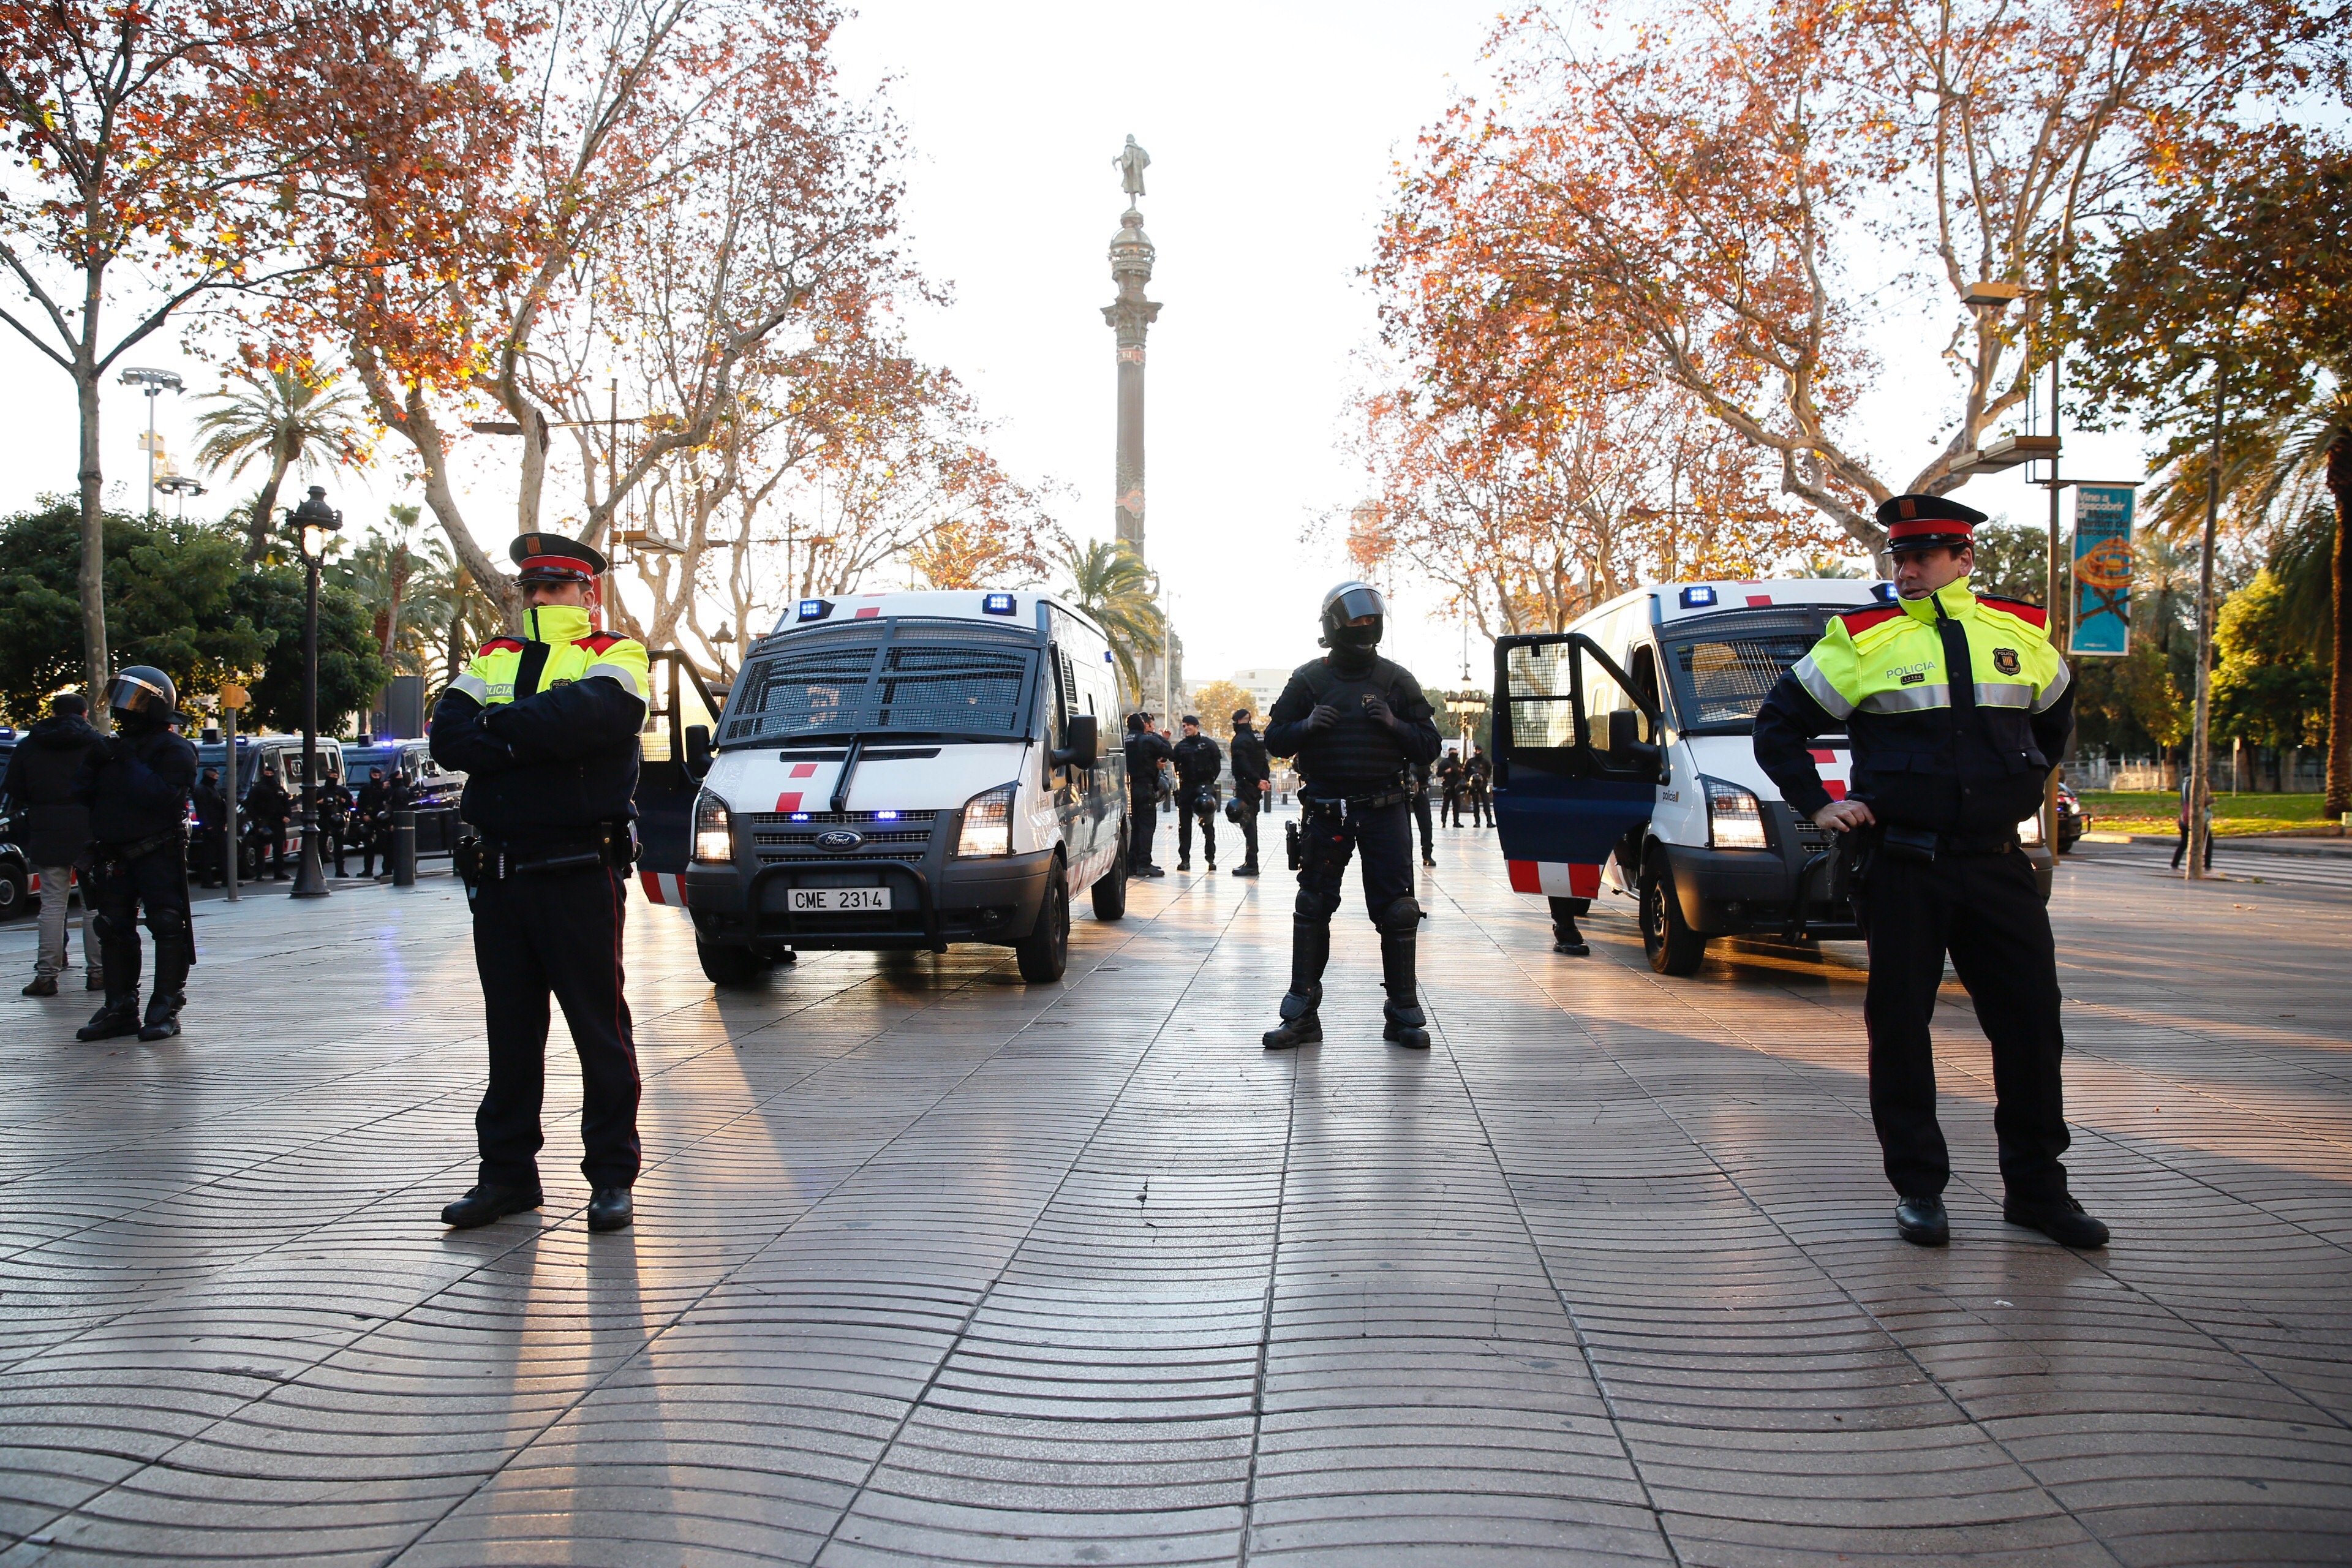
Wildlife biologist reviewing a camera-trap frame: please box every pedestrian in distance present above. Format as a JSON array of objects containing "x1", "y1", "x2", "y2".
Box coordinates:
[
  {"x1": 1122, "y1": 712, "x2": 1172, "y2": 877},
  {"x1": 1753, "y1": 492, "x2": 2107, "y2": 1251},
  {"x1": 1261, "y1": 581, "x2": 1444, "y2": 1051},
  {"x1": 246, "y1": 766, "x2": 292, "y2": 880},
  {"x1": 192, "y1": 766, "x2": 228, "y2": 890},
  {"x1": 2172, "y1": 770, "x2": 2213, "y2": 872},
  {"x1": 4, "y1": 692, "x2": 104, "y2": 996},
  {"x1": 1227, "y1": 709, "x2": 1271, "y2": 876},
  {"x1": 73, "y1": 668, "x2": 198, "y2": 1041},
  {"x1": 1438, "y1": 748, "x2": 1464, "y2": 827},
  {"x1": 429, "y1": 531, "x2": 651, "y2": 1235},
  {"x1": 1170, "y1": 714, "x2": 1222, "y2": 870}
]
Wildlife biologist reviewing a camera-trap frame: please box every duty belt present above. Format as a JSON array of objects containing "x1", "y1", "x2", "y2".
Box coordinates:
[
  {"x1": 96, "y1": 829, "x2": 186, "y2": 863},
  {"x1": 1301, "y1": 785, "x2": 1411, "y2": 818},
  {"x1": 1942, "y1": 832, "x2": 2022, "y2": 857},
  {"x1": 461, "y1": 824, "x2": 634, "y2": 881}
]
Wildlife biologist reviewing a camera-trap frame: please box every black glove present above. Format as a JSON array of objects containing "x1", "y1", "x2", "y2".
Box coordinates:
[
  {"x1": 1362, "y1": 695, "x2": 1398, "y2": 731},
  {"x1": 102, "y1": 734, "x2": 134, "y2": 761},
  {"x1": 1305, "y1": 703, "x2": 1341, "y2": 733}
]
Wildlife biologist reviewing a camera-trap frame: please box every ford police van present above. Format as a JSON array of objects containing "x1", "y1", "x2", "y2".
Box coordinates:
[
  {"x1": 1492, "y1": 578, "x2": 2055, "y2": 976},
  {"x1": 646, "y1": 590, "x2": 1128, "y2": 987}
]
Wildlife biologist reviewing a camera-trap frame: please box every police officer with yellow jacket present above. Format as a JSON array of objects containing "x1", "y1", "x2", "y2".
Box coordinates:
[
  {"x1": 1754, "y1": 494, "x2": 2107, "y2": 1251},
  {"x1": 430, "y1": 533, "x2": 652, "y2": 1234}
]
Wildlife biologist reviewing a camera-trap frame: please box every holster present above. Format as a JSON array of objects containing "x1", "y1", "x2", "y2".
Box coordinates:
[{"x1": 1284, "y1": 818, "x2": 1302, "y2": 872}]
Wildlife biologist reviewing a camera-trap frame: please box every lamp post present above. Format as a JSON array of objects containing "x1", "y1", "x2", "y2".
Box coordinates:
[
  {"x1": 118, "y1": 368, "x2": 184, "y2": 522},
  {"x1": 287, "y1": 486, "x2": 342, "y2": 899}
]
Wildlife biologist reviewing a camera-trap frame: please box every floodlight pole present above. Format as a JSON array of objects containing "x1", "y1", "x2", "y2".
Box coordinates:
[{"x1": 2187, "y1": 369, "x2": 2226, "y2": 882}]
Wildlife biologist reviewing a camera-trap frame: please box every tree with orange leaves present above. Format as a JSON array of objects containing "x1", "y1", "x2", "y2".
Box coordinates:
[{"x1": 1385, "y1": 0, "x2": 2339, "y2": 561}]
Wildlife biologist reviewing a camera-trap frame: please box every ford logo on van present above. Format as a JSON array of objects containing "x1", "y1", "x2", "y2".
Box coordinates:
[{"x1": 815, "y1": 829, "x2": 864, "y2": 853}]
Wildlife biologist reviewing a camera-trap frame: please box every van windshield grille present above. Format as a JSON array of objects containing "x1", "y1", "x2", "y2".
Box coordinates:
[
  {"x1": 1665, "y1": 610, "x2": 1838, "y2": 732},
  {"x1": 721, "y1": 620, "x2": 1038, "y2": 745}
]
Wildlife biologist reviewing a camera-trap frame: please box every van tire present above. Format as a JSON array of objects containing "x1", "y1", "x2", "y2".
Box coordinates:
[
  {"x1": 1017, "y1": 864, "x2": 1071, "y2": 982},
  {"x1": 698, "y1": 937, "x2": 768, "y2": 988},
  {"x1": 1090, "y1": 854, "x2": 1128, "y2": 921},
  {"x1": 1639, "y1": 861, "x2": 1708, "y2": 976}
]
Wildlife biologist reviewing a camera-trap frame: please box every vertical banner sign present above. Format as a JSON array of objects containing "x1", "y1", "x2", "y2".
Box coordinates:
[{"x1": 2070, "y1": 485, "x2": 2135, "y2": 656}]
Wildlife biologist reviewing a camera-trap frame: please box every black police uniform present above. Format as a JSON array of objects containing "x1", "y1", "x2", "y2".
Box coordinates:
[
  {"x1": 1408, "y1": 758, "x2": 1435, "y2": 864},
  {"x1": 1123, "y1": 720, "x2": 1174, "y2": 875},
  {"x1": 246, "y1": 771, "x2": 292, "y2": 880},
  {"x1": 74, "y1": 674, "x2": 198, "y2": 1041},
  {"x1": 1228, "y1": 720, "x2": 1271, "y2": 873},
  {"x1": 1170, "y1": 731, "x2": 1223, "y2": 869},
  {"x1": 1262, "y1": 586, "x2": 1442, "y2": 1050},
  {"x1": 1753, "y1": 492, "x2": 2102, "y2": 1249},
  {"x1": 430, "y1": 532, "x2": 648, "y2": 1230}
]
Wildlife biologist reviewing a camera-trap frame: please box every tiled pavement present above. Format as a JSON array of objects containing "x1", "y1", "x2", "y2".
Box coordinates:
[{"x1": 1, "y1": 824, "x2": 2348, "y2": 1566}]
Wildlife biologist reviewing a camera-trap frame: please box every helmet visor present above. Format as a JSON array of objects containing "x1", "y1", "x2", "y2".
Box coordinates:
[
  {"x1": 107, "y1": 672, "x2": 170, "y2": 718},
  {"x1": 1328, "y1": 585, "x2": 1387, "y2": 625}
]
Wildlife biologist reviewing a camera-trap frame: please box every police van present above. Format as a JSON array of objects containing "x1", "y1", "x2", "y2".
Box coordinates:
[
  {"x1": 1492, "y1": 578, "x2": 2054, "y2": 976},
  {"x1": 643, "y1": 590, "x2": 1128, "y2": 987}
]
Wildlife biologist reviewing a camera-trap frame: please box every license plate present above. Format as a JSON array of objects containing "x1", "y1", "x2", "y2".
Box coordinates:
[{"x1": 790, "y1": 887, "x2": 891, "y2": 913}]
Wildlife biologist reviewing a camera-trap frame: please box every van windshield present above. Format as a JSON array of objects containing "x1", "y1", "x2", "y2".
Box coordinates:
[
  {"x1": 1662, "y1": 608, "x2": 1842, "y2": 734},
  {"x1": 719, "y1": 617, "x2": 1039, "y2": 747}
]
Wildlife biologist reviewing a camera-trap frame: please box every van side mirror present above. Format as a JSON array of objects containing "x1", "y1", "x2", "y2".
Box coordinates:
[
  {"x1": 1604, "y1": 707, "x2": 1664, "y2": 780},
  {"x1": 1054, "y1": 714, "x2": 1099, "y2": 771},
  {"x1": 684, "y1": 723, "x2": 714, "y2": 780}
]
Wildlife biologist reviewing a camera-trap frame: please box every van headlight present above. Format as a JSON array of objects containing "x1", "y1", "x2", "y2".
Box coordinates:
[
  {"x1": 1704, "y1": 777, "x2": 1768, "y2": 850},
  {"x1": 692, "y1": 791, "x2": 733, "y2": 863},
  {"x1": 957, "y1": 783, "x2": 1017, "y2": 857},
  {"x1": 2018, "y1": 810, "x2": 2045, "y2": 846}
]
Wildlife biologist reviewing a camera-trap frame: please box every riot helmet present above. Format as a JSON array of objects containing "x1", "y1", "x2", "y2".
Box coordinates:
[
  {"x1": 1317, "y1": 581, "x2": 1387, "y2": 654},
  {"x1": 106, "y1": 666, "x2": 176, "y2": 729}
]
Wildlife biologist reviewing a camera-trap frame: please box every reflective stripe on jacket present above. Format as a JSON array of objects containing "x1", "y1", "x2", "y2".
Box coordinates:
[{"x1": 1791, "y1": 581, "x2": 2068, "y2": 724}]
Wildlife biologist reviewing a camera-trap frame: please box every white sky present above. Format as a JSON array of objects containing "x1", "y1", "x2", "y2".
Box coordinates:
[{"x1": 0, "y1": 0, "x2": 2153, "y2": 694}]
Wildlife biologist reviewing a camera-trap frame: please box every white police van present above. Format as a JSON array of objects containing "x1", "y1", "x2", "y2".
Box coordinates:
[
  {"x1": 1492, "y1": 578, "x2": 2054, "y2": 975},
  {"x1": 652, "y1": 590, "x2": 1128, "y2": 987}
]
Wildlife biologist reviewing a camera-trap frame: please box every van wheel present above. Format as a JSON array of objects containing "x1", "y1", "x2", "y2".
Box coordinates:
[
  {"x1": 698, "y1": 937, "x2": 767, "y2": 988},
  {"x1": 0, "y1": 866, "x2": 25, "y2": 919},
  {"x1": 1090, "y1": 849, "x2": 1128, "y2": 922},
  {"x1": 1017, "y1": 864, "x2": 1071, "y2": 982},
  {"x1": 1638, "y1": 862, "x2": 1708, "y2": 976}
]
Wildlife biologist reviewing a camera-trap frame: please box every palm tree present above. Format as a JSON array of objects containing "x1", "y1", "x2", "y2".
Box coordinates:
[
  {"x1": 2148, "y1": 374, "x2": 2350, "y2": 815},
  {"x1": 192, "y1": 366, "x2": 371, "y2": 562},
  {"x1": 1061, "y1": 538, "x2": 1164, "y2": 704}
]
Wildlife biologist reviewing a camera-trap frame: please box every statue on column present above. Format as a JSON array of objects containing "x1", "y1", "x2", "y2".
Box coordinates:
[{"x1": 1115, "y1": 135, "x2": 1150, "y2": 203}]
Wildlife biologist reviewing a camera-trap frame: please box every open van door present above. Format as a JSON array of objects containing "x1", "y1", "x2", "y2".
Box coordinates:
[
  {"x1": 634, "y1": 650, "x2": 720, "y2": 905},
  {"x1": 1492, "y1": 633, "x2": 1665, "y2": 899}
]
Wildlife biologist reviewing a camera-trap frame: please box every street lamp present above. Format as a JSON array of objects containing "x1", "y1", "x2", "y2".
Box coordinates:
[
  {"x1": 285, "y1": 485, "x2": 342, "y2": 899},
  {"x1": 156, "y1": 474, "x2": 206, "y2": 522},
  {"x1": 118, "y1": 367, "x2": 184, "y2": 521}
]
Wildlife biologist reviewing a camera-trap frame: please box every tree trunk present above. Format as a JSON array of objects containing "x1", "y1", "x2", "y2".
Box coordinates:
[
  {"x1": 246, "y1": 453, "x2": 293, "y2": 564},
  {"x1": 75, "y1": 363, "x2": 111, "y2": 729},
  {"x1": 2325, "y1": 427, "x2": 2350, "y2": 818}
]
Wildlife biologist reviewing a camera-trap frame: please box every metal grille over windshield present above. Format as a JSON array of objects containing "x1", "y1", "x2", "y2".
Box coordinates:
[
  {"x1": 721, "y1": 620, "x2": 1037, "y2": 745},
  {"x1": 1666, "y1": 610, "x2": 1836, "y2": 731}
]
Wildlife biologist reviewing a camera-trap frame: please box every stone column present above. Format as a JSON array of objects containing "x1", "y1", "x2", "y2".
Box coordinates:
[{"x1": 1103, "y1": 205, "x2": 1160, "y2": 558}]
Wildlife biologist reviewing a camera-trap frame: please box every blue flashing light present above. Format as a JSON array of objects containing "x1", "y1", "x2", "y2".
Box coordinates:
[
  {"x1": 1679, "y1": 585, "x2": 1718, "y2": 608},
  {"x1": 798, "y1": 598, "x2": 831, "y2": 621},
  {"x1": 875, "y1": 810, "x2": 900, "y2": 821},
  {"x1": 790, "y1": 812, "x2": 811, "y2": 821},
  {"x1": 1103, "y1": 650, "x2": 1114, "y2": 663},
  {"x1": 981, "y1": 592, "x2": 1017, "y2": 616},
  {"x1": 1871, "y1": 581, "x2": 1896, "y2": 602}
]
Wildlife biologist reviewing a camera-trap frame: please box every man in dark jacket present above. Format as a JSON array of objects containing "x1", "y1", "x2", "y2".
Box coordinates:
[
  {"x1": 1261, "y1": 582, "x2": 1443, "y2": 1050},
  {"x1": 74, "y1": 668, "x2": 198, "y2": 1041},
  {"x1": 192, "y1": 767, "x2": 228, "y2": 889},
  {"x1": 1122, "y1": 712, "x2": 1173, "y2": 878},
  {"x1": 352, "y1": 766, "x2": 391, "y2": 876},
  {"x1": 1227, "y1": 709, "x2": 1271, "y2": 876},
  {"x1": 1170, "y1": 715, "x2": 1222, "y2": 871},
  {"x1": 4, "y1": 693, "x2": 104, "y2": 995},
  {"x1": 245, "y1": 766, "x2": 292, "y2": 880}
]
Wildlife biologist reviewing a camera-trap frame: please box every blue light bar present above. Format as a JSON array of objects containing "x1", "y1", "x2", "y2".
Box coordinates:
[
  {"x1": 1679, "y1": 586, "x2": 1717, "y2": 608},
  {"x1": 1871, "y1": 581, "x2": 1896, "y2": 602},
  {"x1": 981, "y1": 592, "x2": 1017, "y2": 616},
  {"x1": 798, "y1": 598, "x2": 831, "y2": 621},
  {"x1": 790, "y1": 812, "x2": 810, "y2": 821},
  {"x1": 875, "y1": 810, "x2": 900, "y2": 821}
]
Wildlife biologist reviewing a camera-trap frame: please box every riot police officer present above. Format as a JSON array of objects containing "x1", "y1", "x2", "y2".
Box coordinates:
[
  {"x1": 1754, "y1": 494, "x2": 2105, "y2": 1250},
  {"x1": 74, "y1": 667, "x2": 198, "y2": 1042},
  {"x1": 1227, "y1": 709, "x2": 1270, "y2": 876},
  {"x1": 429, "y1": 532, "x2": 652, "y2": 1234},
  {"x1": 1261, "y1": 582, "x2": 1442, "y2": 1050},
  {"x1": 1170, "y1": 715, "x2": 1222, "y2": 871},
  {"x1": 1123, "y1": 712, "x2": 1173, "y2": 877}
]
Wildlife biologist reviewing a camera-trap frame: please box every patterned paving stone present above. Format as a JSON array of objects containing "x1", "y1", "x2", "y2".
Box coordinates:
[{"x1": 0, "y1": 829, "x2": 2347, "y2": 1565}]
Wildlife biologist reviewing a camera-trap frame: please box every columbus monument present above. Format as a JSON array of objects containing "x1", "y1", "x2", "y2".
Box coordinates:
[{"x1": 1103, "y1": 135, "x2": 1177, "y2": 704}]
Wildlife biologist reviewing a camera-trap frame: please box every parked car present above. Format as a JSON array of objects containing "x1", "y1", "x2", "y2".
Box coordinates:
[
  {"x1": 0, "y1": 837, "x2": 29, "y2": 920},
  {"x1": 2056, "y1": 780, "x2": 2088, "y2": 852}
]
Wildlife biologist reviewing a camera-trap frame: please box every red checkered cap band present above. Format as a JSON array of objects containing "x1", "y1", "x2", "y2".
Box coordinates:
[
  {"x1": 1885, "y1": 517, "x2": 1976, "y2": 544},
  {"x1": 518, "y1": 554, "x2": 598, "y2": 578}
]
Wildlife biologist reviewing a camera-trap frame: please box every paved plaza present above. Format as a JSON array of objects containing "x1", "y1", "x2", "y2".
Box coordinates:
[{"x1": 2, "y1": 824, "x2": 2349, "y2": 1566}]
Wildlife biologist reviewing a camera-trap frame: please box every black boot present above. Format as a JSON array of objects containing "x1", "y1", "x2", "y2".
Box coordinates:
[
  {"x1": 139, "y1": 932, "x2": 190, "y2": 1041},
  {"x1": 1380, "y1": 926, "x2": 1430, "y2": 1049},
  {"x1": 138, "y1": 990, "x2": 183, "y2": 1042},
  {"x1": 1262, "y1": 917, "x2": 1329, "y2": 1049},
  {"x1": 77, "y1": 1000, "x2": 142, "y2": 1041}
]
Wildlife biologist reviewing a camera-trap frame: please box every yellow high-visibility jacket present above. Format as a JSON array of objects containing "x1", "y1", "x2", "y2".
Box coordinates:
[
  {"x1": 1754, "y1": 579, "x2": 2075, "y2": 837},
  {"x1": 429, "y1": 604, "x2": 650, "y2": 843}
]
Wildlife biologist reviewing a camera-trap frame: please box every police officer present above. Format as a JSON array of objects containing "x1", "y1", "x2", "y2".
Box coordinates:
[
  {"x1": 246, "y1": 765, "x2": 292, "y2": 880},
  {"x1": 429, "y1": 532, "x2": 652, "y2": 1234},
  {"x1": 1170, "y1": 715, "x2": 1222, "y2": 871},
  {"x1": 1227, "y1": 709, "x2": 1270, "y2": 877},
  {"x1": 1754, "y1": 494, "x2": 2105, "y2": 1250},
  {"x1": 1408, "y1": 757, "x2": 1435, "y2": 867},
  {"x1": 1261, "y1": 582, "x2": 1443, "y2": 1050},
  {"x1": 1123, "y1": 712, "x2": 1173, "y2": 877},
  {"x1": 353, "y1": 766, "x2": 392, "y2": 877},
  {"x1": 74, "y1": 667, "x2": 198, "y2": 1042}
]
